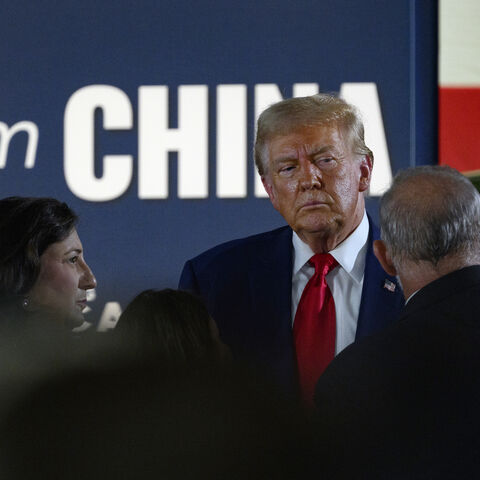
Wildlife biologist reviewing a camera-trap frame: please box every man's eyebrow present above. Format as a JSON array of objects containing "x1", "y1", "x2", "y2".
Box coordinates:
[
  {"x1": 272, "y1": 154, "x2": 298, "y2": 163},
  {"x1": 272, "y1": 144, "x2": 339, "y2": 163}
]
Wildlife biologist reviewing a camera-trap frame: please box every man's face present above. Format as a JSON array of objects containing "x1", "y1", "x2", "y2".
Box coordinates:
[{"x1": 261, "y1": 124, "x2": 372, "y2": 251}]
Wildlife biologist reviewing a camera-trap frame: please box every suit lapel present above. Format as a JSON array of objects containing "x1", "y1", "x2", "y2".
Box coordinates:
[
  {"x1": 247, "y1": 226, "x2": 297, "y2": 390},
  {"x1": 248, "y1": 226, "x2": 293, "y2": 346},
  {"x1": 356, "y1": 217, "x2": 404, "y2": 339}
]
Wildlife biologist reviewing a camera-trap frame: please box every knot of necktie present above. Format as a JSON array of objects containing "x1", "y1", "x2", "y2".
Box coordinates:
[{"x1": 309, "y1": 253, "x2": 338, "y2": 277}]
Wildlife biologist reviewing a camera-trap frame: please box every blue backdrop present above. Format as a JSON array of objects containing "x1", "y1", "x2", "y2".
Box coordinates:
[{"x1": 0, "y1": 0, "x2": 437, "y2": 327}]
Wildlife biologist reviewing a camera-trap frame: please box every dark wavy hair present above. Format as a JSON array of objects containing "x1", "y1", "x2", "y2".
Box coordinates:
[
  {"x1": 114, "y1": 289, "x2": 221, "y2": 365},
  {"x1": 0, "y1": 197, "x2": 78, "y2": 312}
]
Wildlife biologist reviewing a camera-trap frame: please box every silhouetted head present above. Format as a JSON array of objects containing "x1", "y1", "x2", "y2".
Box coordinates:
[
  {"x1": 0, "y1": 363, "x2": 315, "y2": 480},
  {"x1": 114, "y1": 289, "x2": 229, "y2": 365}
]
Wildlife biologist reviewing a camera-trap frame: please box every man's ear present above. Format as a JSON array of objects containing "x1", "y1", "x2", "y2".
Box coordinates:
[
  {"x1": 373, "y1": 240, "x2": 397, "y2": 276},
  {"x1": 358, "y1": 154, "x2": 373, "y2": 193}
]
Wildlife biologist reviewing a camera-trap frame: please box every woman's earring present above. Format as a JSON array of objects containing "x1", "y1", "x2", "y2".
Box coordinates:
[{"x1": 22, "y1": 297, "x2": 30, "y2": 310}]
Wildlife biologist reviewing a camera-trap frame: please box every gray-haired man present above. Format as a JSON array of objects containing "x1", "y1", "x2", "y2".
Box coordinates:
[{"x1": 314, "y1": 165, "x2": 480, "y2": 477}]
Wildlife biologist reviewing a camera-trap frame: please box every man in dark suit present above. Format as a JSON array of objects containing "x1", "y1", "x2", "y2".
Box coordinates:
[
  {"x1": 314, "y1": 165, "x2": 480, "y2": 477},
  {"x1": 179, "y1": 94, "x2": 404, "y2": 402}
]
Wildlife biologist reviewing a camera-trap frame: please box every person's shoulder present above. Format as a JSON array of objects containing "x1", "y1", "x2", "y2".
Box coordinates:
[
  {"x1": 187, "y1": 225, "x2": 291, "y2": 265},
  {"x1": 179, "y1": 226, "x2": 292, "y2": 291}
]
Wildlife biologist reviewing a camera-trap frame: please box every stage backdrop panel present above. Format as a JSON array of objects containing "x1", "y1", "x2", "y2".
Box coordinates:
[
  {"x1": 439, "y1": 0, "x2": 480, "y2": 176},
  {"x1": 0, "y1": 1, "x2": 437, "y2": 328}
]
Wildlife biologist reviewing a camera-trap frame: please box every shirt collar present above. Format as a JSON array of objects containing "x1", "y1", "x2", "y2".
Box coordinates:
[
  {"x1": 405, "y1": 289, "x2": 418, "y2": 305},
  {"x1": 292, "y1": 211, "x2": 369, "y2": 283}
]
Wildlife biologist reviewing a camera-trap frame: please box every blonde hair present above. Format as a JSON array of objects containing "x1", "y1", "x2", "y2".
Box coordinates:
[{"x1": 254, "y1": 93, "x2": 373, "y2": 175}]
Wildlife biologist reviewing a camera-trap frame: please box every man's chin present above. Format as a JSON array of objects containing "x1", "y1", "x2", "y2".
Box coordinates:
[
  {"x1": 295, "y1": 214, "x2": 342, "y2": 236},
  {"x1": 293, "y1": 215, "x2": 346, "y2": 250}
]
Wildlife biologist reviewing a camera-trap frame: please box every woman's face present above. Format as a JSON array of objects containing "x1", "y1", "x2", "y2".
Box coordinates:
[{"x1": 28, "y1": 229, "x2": 97, "y2": 327}]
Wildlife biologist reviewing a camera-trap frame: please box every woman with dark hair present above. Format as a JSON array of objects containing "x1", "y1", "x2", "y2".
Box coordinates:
[
  {"x1": 0, "y1": 196, "x2": 96, "y2": 329},
  {"x1": 114, "y1": 289, "x2": 230, "y2": 366}
]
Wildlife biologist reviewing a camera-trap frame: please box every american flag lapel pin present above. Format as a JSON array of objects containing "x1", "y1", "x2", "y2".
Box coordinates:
[{"x1": 383, "y1": 279, "x2": 396, "y2": 292}]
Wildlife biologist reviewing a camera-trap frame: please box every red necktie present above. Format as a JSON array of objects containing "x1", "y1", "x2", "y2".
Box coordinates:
[{"x1": 293, "y1": 253, "x2": 338, "y2": 406}]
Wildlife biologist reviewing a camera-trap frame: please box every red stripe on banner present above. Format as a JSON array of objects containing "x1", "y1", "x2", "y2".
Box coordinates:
[{"x1": 439, "y1": 87, "x2": 480, "y2": 173}]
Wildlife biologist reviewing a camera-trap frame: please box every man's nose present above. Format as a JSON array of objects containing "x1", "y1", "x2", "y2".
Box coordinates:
[
  {"x1": 80, "y1": 261, "x2": 97, "y2": 290},
  {"x1": 299, "y1": 160, "x2": 322, "y2": 190}
]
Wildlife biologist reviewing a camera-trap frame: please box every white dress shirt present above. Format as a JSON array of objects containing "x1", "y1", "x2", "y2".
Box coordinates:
[{"x1": 291, "y1": 211, "x2": 369, "y2": 355}]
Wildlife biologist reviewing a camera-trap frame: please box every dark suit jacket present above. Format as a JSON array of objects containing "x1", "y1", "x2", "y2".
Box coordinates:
[
  {"x1": 179, "y1": 218, "x2": 404, "y2": 395},
  {"x1": 314, "y1": 265, "x2": 480, "y2": 478}
]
